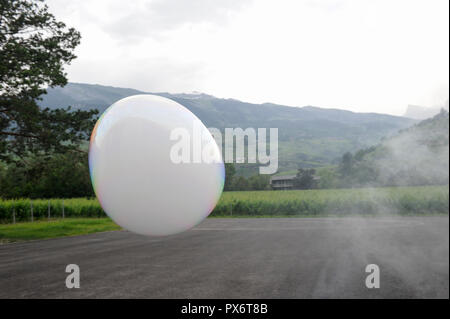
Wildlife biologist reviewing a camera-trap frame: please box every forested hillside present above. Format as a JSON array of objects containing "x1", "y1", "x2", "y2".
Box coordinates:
[
  {"x1": 39, "y1": 83, "x2": 415, "y2": 174},
  {"x1": 336, "y1": 110, "x2": 449, "y2": 187}
]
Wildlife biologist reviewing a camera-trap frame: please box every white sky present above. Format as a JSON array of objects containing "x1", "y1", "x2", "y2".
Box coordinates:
[{"x1": 46, "y1": 0, "x2": 449, "y2": 115}]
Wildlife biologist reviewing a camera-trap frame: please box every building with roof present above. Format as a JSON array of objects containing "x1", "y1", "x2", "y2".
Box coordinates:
[
  {"x1": 270, "y1": 175, "x2": 297, "y2": 190},
  {"x1": 270, "y1": 173, "x2": 321, "y2": 190}
]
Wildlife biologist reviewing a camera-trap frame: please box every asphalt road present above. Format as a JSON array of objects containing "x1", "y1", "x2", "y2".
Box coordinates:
[{"x1": 0, "y1": 217, "x2": 448, "y2": 298}]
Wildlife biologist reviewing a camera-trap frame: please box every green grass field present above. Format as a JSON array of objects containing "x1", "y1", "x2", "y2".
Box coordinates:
[
  {"x1": 0, "y1": 185, "x2": 448, "y2": 242},
  {"x1": 213, "y1": 185, "x2": 449, "y2": 216},
  {"x1": 0, "y1": 218, "x2": 120, "y2": 243},
  {"x1": 0, "y1": 185, "x2": 448, "y2": 222}
]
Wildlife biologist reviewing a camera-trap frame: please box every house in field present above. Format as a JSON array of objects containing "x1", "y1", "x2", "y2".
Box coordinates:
[
  {"x1": 270, "y1": 173, "x2": 321, "y2": 190},
  {"x1": 270, "y1": 175, "x2": 297, "y2": 190}
]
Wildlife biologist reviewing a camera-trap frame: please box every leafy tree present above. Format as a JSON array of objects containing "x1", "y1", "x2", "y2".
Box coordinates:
[
  {"x1": 0, "y1": 0, "x2": 98, "y2": 163},
  {"x1": 339, "y1": 152, "x2": 353, "y2": 177},
  {"x1": 0, "y1": 152, "x2": 93, "y2": 198},
  {"x1": 232, "y1": 176, "x2": 250, "y2": 191},
  {"x1": 248, "y1": 174, "x2": 270, "y2": 190},
  {"x1": 293, "y1": 168, "x2": 317, "y2": 189},
  {"x1": 224, "y1": 163, "x2": 236, "y2": 191},
  {"x1": 317, "y1": 167, "x2": 338, "y2": 189}
]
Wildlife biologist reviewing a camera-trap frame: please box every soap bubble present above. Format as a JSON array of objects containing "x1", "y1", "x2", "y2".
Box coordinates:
[{"x1": 89, "y1": 95, "x2": 224, "y2": 236}]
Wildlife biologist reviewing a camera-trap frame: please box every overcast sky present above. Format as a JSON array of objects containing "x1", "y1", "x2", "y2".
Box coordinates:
[{"x1": 46, "y1": 0, "x2": 449, "y2": 115}]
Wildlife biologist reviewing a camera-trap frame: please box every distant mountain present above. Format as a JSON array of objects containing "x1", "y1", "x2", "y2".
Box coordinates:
[
  {"x1": 342, "y1": 110, "x2": 449, "y2": 186},
  {"x1": 40, "y1": 83, "x2": 144, "y2": 110},
  {"x1": 39, "y1": 82, "x2": 416, "y2": 175},
  {"x1": 404, "y1": 102, "x2": 449, "y2": 120}
]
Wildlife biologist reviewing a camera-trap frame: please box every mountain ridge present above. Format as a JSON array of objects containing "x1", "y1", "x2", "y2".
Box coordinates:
[
  {"x1": 340, "y1": 110, "x2": 449, "y2": 187},
  {"x1": 41, "y1": 82, "x2": 410, "y2": 119},
  {"x1": 404, "y1": 102, "x2": 449, "y2": 120},
  {"x1": 39, "y1": 82, "x2": 416, "y2": 175}
]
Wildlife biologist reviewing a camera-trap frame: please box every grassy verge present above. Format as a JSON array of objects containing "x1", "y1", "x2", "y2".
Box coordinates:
[
  {"x1": 208, "y1": 213, "x2": 449, "y2": 218},
  {"x1": 0, "y1": 185, "x2": 448, "y2": 242},
  {"x1": 212, "y1": 185, "x2": 449, "y2": 216},
  {"x1": 1, "y1": 186, "x2": 448, "y2": 222},
  {"x1": 0, "y1": 218, "x2": 121, "y2": 244}
]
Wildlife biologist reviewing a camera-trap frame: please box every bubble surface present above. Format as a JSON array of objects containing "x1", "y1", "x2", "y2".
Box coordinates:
[{"x1": 89, "y1": 95, "x2": 224, "y2": 236}]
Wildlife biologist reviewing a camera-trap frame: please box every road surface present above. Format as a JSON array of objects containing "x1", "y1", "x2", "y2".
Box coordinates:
[{"x1": 0, "y1": 217, "x2": 448, "y2": 298}]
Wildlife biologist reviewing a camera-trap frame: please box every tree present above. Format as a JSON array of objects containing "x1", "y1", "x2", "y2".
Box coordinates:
[
  {"x1": 0, "y1": 152, "x2": 93, "y2": 199},
  {"x1": 232, "y1": 176, "x2": 250, "y2": 191},
  {"x1": 0, "y1": 0, "x2": 98, "y2": 163},
  {"x1": 293, "y1": 168, "x2": 317, "y2": 190},
  {"x1": 248, "y1": 174, "x2": 270, "y2": 190},
  {"x1": 339, "y1": 152, "x2": 353, "y2": 177},
  {"x1": 224, "y1": 163, "x2": 236, "y2": 191},
  {"x1": 317, "y1": 167, "x2": 338, "y2": 189}
]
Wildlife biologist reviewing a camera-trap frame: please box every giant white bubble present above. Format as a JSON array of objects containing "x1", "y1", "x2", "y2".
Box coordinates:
[{"x1": 89, "y1": 95, "x2": 224, "y2": 236}]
